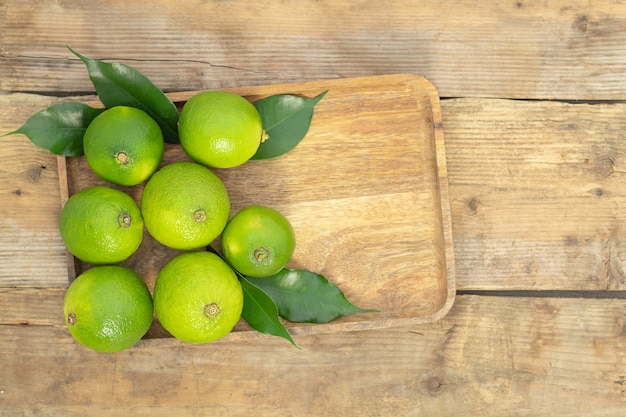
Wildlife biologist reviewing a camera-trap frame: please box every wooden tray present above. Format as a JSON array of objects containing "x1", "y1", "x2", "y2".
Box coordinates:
[{"x1": 57, "y1": 74, "x2": 456, "y2": 342}]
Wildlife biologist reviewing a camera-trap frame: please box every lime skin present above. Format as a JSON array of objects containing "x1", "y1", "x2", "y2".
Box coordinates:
[{"x1": 221, "y1": 205, "x2": 296, "y2": 277}]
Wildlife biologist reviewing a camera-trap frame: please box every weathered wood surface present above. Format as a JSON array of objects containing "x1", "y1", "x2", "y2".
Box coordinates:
[
  {"x1": 2, "y1": 86, "x2": 626, "y2": 417},
  {"x1": 444, "y1": 98, "x2": 626, "y2": 291},
  {"x1": 2, "y1": 0, "x2": 626, "y2": 415},
  {"x1": 0, "y1": 94, "x2": 69, "y2": 287},
  {"x1": 3, "y1": 93, "x2": 626, "y2": 292},
  {"x1": 1, "y1": 294, "x2": 625, "y2": 416},
  {"x1": 1, "y1": 0, "x2": 626, "y2": 100}
]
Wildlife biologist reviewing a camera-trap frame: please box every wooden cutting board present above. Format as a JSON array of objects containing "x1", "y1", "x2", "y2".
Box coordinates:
[{"x1": 57, "y1": 74, "x2": 456, "y2": 341}]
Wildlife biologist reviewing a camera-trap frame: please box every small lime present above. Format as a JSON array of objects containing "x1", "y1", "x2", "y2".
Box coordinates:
[
  {"x1": 178, "y1": 90, "x2": 265, "y2": 169},
  {"x1": 221, "y1": 205, "x2": 296, "y2": 277},
  {"x1": 153, "y1": 251, "x2": 243, "y2": 343},
  {"x1": 141, "y1": 161, "x2": 230, "y2": 250},
  {"x1": 63, "y1": 265, "x2": 153, "y2": 352},
  {"x1": 84, "y1": 106, "x2": 164, "y2": 186},
  {"x1": 59, "y1": 185, "x2": 144, "y2": 264}
]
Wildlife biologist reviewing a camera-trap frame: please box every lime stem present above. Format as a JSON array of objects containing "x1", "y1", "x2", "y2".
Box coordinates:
[
  {"x1": 118, "y1": 212, "x2": 132, "y2": 228},
  {"x1": 254, "y1": 247, "x2": 269, "y2": 263},
  {"x1": 204, "y1": 303, "x2": 221, "y2": 319},
  {"x1": 194, "y1": 209, "x2": 207, "y2": 222},
  {"x1": 116, "y1": 151, "x2": 129, "y2": 165}
]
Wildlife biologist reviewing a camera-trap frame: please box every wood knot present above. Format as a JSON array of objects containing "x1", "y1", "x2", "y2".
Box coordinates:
[
  {"x1": 27, "y1": 165, "x2": 45, "y2": 183},
  {"x1": 422, "y1": 375, "x2": 445, "y2": 396},
  {"x1": 574, "y1": 15, "x2": 588, "y2": 33},
  {"x1": 467, "y1": 198, "x2": 479, "y2": 215},
  {"x1": 589, "y1": 145, "x2": 618, "y2": 179}
]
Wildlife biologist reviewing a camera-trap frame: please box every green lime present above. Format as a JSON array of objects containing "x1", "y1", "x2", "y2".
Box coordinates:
[
  {"x1": 221, "y1": 205, "x2": 296, "y2": 277},
  {"x1": 63, "y1": 265, "x2": 153, "y2": 352},
  {"x1": 84, "y1": 106, "x2": 164, "y2": 186},
  {"x1": 59, "y1": 185, "x2": 144, "y2": 264},
  {"x1": 153, "y1": 251, "x2": 243, "y2": 343},
  {"x1": 178, "y1": 90, "x2": 265, "y2": 169},
  {"x1": 141, "y1": 161, "x2": 230, "y2": 250}
]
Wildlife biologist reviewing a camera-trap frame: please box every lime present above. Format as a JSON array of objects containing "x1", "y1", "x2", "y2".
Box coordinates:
[
  {"x1": 63, "y1": 265, "x2": 153, "y2": 352},
  {"x1": 84, "y1": 106, "x2": 164, "y2": 186},
  {"x1": 141, "y1": 161, "x2": 230, "y2": 250},
  {"x1": 178, "y1": 90, "x2": 265, "y2": 169},
  {"x1": 59, "y1": 185, "x2": 144, "y2": 264},
  {"x1": 221, "y1": 205, "x2": 296, "y2": 277},
  {"x1": 153, "y1": 251, "x2": 243, "y2": 343}
]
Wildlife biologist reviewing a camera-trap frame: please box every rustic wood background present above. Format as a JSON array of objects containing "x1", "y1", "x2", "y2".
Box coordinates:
[{"x1": 1, "y1": 0, "x2": 625, "y2": 415}]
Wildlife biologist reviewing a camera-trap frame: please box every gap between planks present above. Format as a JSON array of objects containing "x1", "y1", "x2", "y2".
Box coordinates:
[{"x1": 458, "y1": 289, "x2": 626, "y2": 299}]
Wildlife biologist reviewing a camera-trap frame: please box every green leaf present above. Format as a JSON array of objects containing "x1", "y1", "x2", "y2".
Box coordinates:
[
  {"x1": 251, "y1": 91, "x2": 327, "y2": 160},
  {"x1": 2, "y1": 103, "x2": 104, "y2": 156},
  {"x1": 251, "y1": 269, "x2": 378, "y2": 324},
  {"x1": 240, "y1": 277, "x2": 300, "y2": 349},
  {"x1": 67, "y1": 46, "x2": 180, "y2": 144}
]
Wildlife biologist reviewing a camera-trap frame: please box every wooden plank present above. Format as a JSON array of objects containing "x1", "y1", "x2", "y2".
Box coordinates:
[
  {"x1": 0, "y1": 94, "x2": 70, "y2": 288},
  {"x1": 1, "y1": 0, "x2": 626, "y2": 100},
  {"x1": 1, "y1": 295, "x2": 625, "y2": 416},
  {"x1": 3, "y1": 92, "x2": 626, "y2": 292},
  {"x1": 0, "y1": 287, "x2": 65, "y2": 326},
  {"x1": 442, "y1": 98, "x2": 626, "y2": 291}
]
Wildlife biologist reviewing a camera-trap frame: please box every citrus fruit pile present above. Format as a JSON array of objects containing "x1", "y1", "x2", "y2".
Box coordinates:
[
  {"x1": 60, "y1": 91, "x2": 296, "y2": 352},
  {"x1": 5, "y1": 49, "x2": 376, "y2": 352}
]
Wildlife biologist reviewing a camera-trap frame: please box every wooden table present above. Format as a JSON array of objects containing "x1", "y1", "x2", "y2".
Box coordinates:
[{"x1": 1, "y1": 1, "x2": 625, "y2": 415}]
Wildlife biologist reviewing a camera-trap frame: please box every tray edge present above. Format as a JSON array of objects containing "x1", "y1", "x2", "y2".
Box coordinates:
[{"x1": 55, "y1": 74, "x2": 457, "y2": 334}]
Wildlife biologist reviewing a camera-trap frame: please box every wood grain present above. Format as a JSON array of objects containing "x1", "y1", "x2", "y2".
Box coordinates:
[
  {"x1": 0, "y1": 94, "x2": 71, "y2": 288},
  {"x1": 1, "y1": 0, "x2": 626, "y2": 100},
  {"x1": 1, "y1": 294, "x2": 625, "y2": 416},
  {"x1": 2, "y1": 1, "x2": 626, "y2": 415},
  {"x1": 4, "y1": 92, "x2": 626, "y2": 293},
  {"x1": 443, "y1": 98, "x2": 626, "y2": 291}
]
